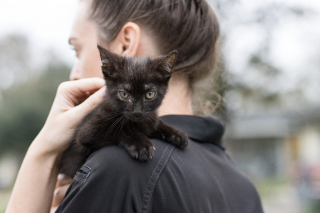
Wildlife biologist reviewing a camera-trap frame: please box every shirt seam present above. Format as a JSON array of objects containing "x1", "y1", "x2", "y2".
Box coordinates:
[
  {"x1": 74, "y1": 165, "x2": 92, "y2": 182},
  {"x1": 140, "y1": 144, "x2": 175, "y2": 213}
]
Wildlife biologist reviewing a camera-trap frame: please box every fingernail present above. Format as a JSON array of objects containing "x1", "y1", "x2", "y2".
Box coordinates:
[{"x1": 100, "y1": 87, "x2": 106, "y2": 97}]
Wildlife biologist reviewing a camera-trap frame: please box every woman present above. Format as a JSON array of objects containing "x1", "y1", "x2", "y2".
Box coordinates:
[{"x1": 6, "y1": 0, "x2": 264, "y2": 212}]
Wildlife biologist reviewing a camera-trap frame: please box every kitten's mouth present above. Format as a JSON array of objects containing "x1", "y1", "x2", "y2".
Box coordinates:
[
  {"x1": 127, "y1": 114, "x2": 145, "y2": 122},
  {"x1": 129, "y1": 117, "x2": 145, "y2": 122}
]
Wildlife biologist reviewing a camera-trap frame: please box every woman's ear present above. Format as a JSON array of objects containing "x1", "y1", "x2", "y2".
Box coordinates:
[{"x1": 109, "y1": 22, "x2": 141, "y2": 57}]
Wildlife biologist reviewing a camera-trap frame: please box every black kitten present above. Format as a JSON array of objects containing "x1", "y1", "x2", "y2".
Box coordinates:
[{"x1": 60, "y1": 45, "x2": 188, "y2": 178}]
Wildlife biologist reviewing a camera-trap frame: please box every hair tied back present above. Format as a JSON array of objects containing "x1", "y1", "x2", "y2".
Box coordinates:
[{"x1": 194, "y1": 0, "x2": 202, "y2": 13}]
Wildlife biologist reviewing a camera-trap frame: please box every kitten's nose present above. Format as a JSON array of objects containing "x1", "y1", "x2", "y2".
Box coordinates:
[{"x1": 133, "y1": 112, "x2": 142, "y2": 118}]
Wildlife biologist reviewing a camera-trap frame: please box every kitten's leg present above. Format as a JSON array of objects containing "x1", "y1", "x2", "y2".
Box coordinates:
[
  {"x1": 75, "y1": 123, "x2": 98, "y2": 147},
  {"x1": 151, "y1": 119, "x2": 188, "y2": 148},
  {"x1": 60, "y1": 142, "x2": 91, "y2": 178},
  {"x1": 75, "y1": 122, "x2": 113, "y2": 149},
  {"x1": 119, "y1": 134, "x2": 154, "y2": 161}
]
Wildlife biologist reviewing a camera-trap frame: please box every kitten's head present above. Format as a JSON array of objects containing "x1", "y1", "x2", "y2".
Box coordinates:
[{"x1": 97, "y1": 45, "x2": 177, "y2": 122}]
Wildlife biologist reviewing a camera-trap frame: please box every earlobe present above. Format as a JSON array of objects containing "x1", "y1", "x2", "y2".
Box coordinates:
[{"x1": 118, "y1": 22, "x2": 141, "y2": 57}]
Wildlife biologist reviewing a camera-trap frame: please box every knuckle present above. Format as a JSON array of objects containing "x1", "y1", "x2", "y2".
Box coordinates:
[
  {"x1": 54, "y1": 188, "x2": 60, "y2": 198},
  {"x1": 87, "y1": 96, "x2": 99, "y2": 107},
  {"x1": 93, "y1": 77, "x2": 103, "y2": 82},
  {"x1": 54, "y1": 185, "x2": 69, "y2": 199},
  {"x1": 57, "y1": 81, "x2": 69, "y2": 93},
  {"x1": 92, "y1": 77, "x2": 105, "y2": 86}
]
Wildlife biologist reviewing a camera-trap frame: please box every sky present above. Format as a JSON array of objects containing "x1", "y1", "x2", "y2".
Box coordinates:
[{"x1": 0, "y1": 0, "x2": 78, "y2": 65}]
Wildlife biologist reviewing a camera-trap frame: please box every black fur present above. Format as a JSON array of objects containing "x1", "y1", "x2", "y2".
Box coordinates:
[{"x1": 60, "y1": 45, "x2": 188, "y2": 178}]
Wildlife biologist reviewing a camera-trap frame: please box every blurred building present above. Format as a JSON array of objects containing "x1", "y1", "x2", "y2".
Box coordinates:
[{"x1": 225, "y1": 108, "x2": 320, "y2": 180}]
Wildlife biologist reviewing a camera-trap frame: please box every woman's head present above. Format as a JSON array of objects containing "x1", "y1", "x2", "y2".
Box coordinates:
[
  {"x1": 91, "y1": 0, "x2": 220, "y2": 86},
  {"x1": 69, "y1": 0, "x2": 220, "y2": 115},
  {"x1": 70, "y1": 0, "x2": 219, "y2": 82}
]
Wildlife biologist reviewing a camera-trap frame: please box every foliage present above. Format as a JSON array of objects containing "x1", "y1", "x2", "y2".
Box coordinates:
[
  {"x1": 210, "y1": 0, "x2": 317, "y2": 114},
  {"x1": 0, "y1": 62, "x2": 70, "y2": 154}
]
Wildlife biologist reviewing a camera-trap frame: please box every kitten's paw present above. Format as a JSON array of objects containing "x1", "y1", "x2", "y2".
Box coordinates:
[
  {"x1": 166, "y1": 132, "x2": 189, "y2": 148},
  {"x1": 125, "y1": 144, "x2": 154, "y2": 161}
]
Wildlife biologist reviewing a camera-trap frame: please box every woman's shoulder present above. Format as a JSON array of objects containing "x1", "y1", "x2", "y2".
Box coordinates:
[
  {"x1": 57, "y1": 140, "x2": 175, "y2": 213},
  {"x1": 83, "y1": 139, "x2": 175, "y2": 179}
]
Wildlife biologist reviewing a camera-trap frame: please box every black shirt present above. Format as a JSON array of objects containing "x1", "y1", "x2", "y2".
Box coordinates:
[{"x1": 56, "y1": 115, "x2": 264, "y2": 213}]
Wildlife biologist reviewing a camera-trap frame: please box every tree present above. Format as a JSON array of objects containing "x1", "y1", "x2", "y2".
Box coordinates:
[
  {"x1": 209, "y1": 0, "x2": 317, "y2": 114},
  {"x1": 0, "y1": 34, "x2": 36, "y2": 91},
  {"x1": 0, "y1": 40, "x2": 70, "y2": 155}
]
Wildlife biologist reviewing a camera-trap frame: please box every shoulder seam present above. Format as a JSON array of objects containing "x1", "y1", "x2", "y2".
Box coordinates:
[{"x1": 140, "y1": 144, "x2": 175, "y2": 213}]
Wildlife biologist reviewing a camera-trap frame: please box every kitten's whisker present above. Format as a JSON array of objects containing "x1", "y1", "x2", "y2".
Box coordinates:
[
  {"x1": 95, "y1": 114, "x2": 121, "y2": 127},
  {"x1": 94, "y1": 117, "x2": 119, "y2": 130},
  {"x1": 104, "y1": 116, "x2": 120, "y2": 140},
  {"x1": 95, "y1": 111, "x2": 123, "y2": 124},
  {"x1": 97, "y1": 114, "x2": 119, "y2": 122},
  {"x1": 150, "y1": 114, "x2": 170, "y2": 133},
  {"x1": 154, "y1": 120, "x2": 165, "y2": 135},
  {"x1": 109, "y1": 116, "x2": 123, "y2": 132},
  {"x1": 95, "y1": 112, "x2": 121, "y2": 120},
  {"x1": 148, "y1": 114, "x2": 162, "y2": 132},
  {"x1": 117, "y1": 116, "x2": 127, "y2": 138},
  {"x1": 115, "y1": 116, "x2": 125, "y2": 138},
  {"x1": 105, "y1": 115, "x2": 123, "y2": 139},
  {"x1": 148, "y1": 115, "x2": 164, "y2": 136},
  {"x1": 94, "y1": 115, "x2": 118, "y2": 123},
  {"x1": 114, "y1": 116, "x2": 126, "y2": 137}
]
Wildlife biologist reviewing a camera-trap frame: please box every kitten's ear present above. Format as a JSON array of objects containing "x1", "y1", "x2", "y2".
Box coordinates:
[
  {"x1": 97, "y1": 44, "x2": 123, "y2": 79},
  {"x1": 155, "y1": 50, "x2": 178, "y2": 79},
  {"x1": 161, "y1": 50, "x2": 178, "y2": 70}
]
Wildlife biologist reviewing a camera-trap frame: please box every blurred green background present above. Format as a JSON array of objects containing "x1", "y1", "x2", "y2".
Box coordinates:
[{"x1": 1, "y1": 0, "x2": 320, "y2": 213}]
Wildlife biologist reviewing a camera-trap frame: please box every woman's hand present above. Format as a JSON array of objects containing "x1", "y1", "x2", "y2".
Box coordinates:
[
  {"x1": 50, "y1": 174, "x2": 73, "y2": 213},
  {"x1": 6, "y1": 78, "x2": 105, "y2": 213},
  {"x1": 34, "y1": 77, "x2": 106, "y2": 156}
]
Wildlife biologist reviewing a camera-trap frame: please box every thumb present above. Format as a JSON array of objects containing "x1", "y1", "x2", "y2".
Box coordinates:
[{"x1": 71, "y1": 86, "x2": 106, "y2": 122}]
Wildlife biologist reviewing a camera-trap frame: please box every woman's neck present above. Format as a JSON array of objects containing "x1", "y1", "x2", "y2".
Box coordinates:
[
  {"x1": 135, "y1": 32, "x2": 193, "y2": 116},
  {"x1": 158, "y1": 73, "x2": 194, "y2": 117}
]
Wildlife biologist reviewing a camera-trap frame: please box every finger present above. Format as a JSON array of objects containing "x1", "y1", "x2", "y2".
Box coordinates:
[
  {"x1": 50, "y1": 206, "x2": 58, "y2": 213},
  {"x1": 58, "y1": 78, "x2": 105, "y2": 99},
  {"x1": 69, "y1": 86, "x2": 106, "y2": 122},
  {"x1": 56, "y1": 174, "x2": 73, "y2": 188},
  {"x1": 52, "y1": 184, "x2": 71, "y2": 207},
  {"x1": 56, "y1": 78, "x2": 105, "y2": 108}
]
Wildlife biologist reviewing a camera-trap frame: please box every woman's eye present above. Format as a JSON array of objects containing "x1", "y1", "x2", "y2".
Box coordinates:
[
  {"x1": 145, "y1": 92, "x2": 156, "y2": 99},
  {"x1": 119, "y1": 91, "x2": 129, "y2": 99},
  {"x1": 70, "y1": 47, "x2": 80, "y2": 58}
]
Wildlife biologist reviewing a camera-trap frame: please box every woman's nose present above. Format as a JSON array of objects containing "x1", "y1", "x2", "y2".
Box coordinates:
[{"x1": 70, "y1": 63, "x2": 81, "y2": 81}]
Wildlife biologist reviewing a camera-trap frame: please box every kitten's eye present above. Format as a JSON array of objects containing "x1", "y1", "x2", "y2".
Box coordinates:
[
  {"x1": 145, "y1": 91, "x2": 156, "y2": 99},
  {"x1": 119, "y1": 91, "x2": 129, "y2": 99}
]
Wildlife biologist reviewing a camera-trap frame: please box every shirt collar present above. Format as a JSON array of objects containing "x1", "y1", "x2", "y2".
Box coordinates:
[{"x1": 160, "y1": 114, "x2": 225, "y2": 150}]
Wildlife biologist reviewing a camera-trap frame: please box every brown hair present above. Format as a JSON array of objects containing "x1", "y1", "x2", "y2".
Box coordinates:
[
  {"x1": 90, "y1": 0, "x2": 221, "y2": 115},
  {"x1": 90, "y1": 0, "x2": 219, "y2": 83}
]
